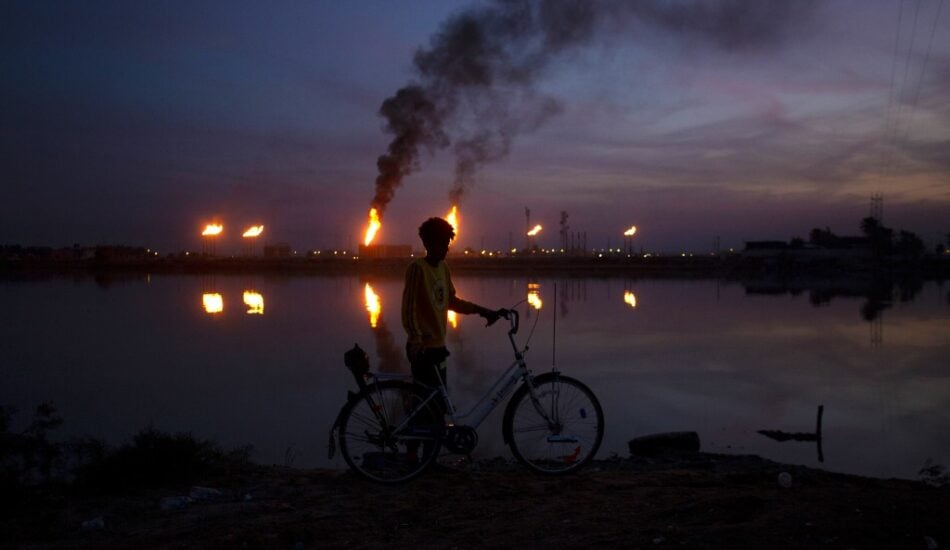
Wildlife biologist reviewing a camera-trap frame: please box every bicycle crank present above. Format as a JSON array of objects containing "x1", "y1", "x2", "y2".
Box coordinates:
[{"x1": 444, "y1": 425, "x2": 478, "y2": 454}]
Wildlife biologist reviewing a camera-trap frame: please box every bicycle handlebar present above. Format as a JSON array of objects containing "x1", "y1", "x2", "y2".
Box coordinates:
[{"x1": 500, "y1": 308, "x2": 519, "y2": 335}]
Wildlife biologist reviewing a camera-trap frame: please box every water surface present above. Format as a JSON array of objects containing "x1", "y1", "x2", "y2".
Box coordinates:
[{"x1": 1, "y1": 273, "x2": 947, "y2": 479}]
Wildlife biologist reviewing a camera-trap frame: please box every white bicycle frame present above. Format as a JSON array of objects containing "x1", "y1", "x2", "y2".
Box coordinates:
[{"x1": 376, "y1": 309, "x2": 552, "y2": 438}]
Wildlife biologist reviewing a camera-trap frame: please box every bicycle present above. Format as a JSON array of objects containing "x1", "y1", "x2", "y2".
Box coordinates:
[{"x1": 328, "y1": 309, "x2": 604, "y2": 483}]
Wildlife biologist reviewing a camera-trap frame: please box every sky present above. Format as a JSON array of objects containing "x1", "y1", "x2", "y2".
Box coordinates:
[{"x1": 1, "y1": 0, "x2": 949, "y2": 254}]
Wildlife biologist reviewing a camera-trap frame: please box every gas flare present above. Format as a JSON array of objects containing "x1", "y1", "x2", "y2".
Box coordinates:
[
  {"x1": 527, "y1": 225, "x2": 542, "y2": 237},
  {"x1": 364, "y1": 208, "x2": 381, "y2": 246},
  {"x1": 243, "y1": 291, "x2": 264, "y2": 314},
  {"x1": 364, "y1": 283, "x2": 381, "y2": 328},
  {"x1": 623, "y1": 226, "x2": 637, "y2": 237},
  {"x1": 202, "y1": 293, "x2": 223, "y2": 314},
  {"x1": 243, "y1": 225, "x2": 264, "y2": 238},
  {"x1": 202, "y1": 224, "x2": 223, "y2": 236},
  {"x1": 527, "y1": 282, "x2": 542, "y2": 310},
  {"x1": 446, "y1": 205, "x2": 459, "y2": 239},
  {"x1": 624, "y1": 291, "x2": 637, "y2": 308}
]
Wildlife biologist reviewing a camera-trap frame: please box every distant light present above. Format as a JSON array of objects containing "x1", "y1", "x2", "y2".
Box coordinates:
[
  {"x1": 201, "y1": 223, "x2": 223, "y2": 236},
  {"x1": 242, "y1": 225, "x2": 264, "y2": 238}
]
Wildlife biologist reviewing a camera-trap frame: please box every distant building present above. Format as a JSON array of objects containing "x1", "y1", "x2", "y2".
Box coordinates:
[
  {"x1": 744, "y1": 241, "x2": 789, "y2": 251},
  {"x1": 358, "y1": 244, "x2": 412, "y2": 258},
  {"x1": 94, "y1": 245, "x2": 149, "y2": 262},
  {"x1": 744, "y1": 237, "x2": 872, "y2": 259},
  {"x1": 263, "y1": 243, "x2": 292, "y2": 258}
]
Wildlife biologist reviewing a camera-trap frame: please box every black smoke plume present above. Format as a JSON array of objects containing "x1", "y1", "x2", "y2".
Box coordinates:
[{"x1": 371, "y1": 0, "x2": 815, "y2": 213}]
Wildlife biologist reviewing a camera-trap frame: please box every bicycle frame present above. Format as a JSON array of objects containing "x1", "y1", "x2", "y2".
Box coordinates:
[{"x1": 383, "y1": 309, "x2": 552, "y2": 440}]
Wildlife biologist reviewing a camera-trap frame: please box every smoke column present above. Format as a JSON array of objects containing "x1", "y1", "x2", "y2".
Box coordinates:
[
  {"x1": 371, "y1": 0, "x2": 815, "y2": 213},
  {"x1": 372, "y1": 319, "x2": 407, "y2": 373}
]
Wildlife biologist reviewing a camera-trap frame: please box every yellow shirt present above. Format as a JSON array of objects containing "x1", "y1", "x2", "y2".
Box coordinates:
[{"x1": 401, "y1": 258, "x2": 475, "y2": 348}]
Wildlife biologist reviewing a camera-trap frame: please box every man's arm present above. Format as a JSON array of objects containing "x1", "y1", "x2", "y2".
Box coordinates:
[{"x1": 448, "y1": 292, "x2": 502, "y2": 326}]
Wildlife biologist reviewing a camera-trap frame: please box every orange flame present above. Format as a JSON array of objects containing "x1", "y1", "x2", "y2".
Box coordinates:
[
  {"x1": 527, "y1": 282, "x2": 542, "y2": 310},
  {"x1": 243, "y1": 225, "x2": 264, "y2": 238},
  {"x1": 446, "y1": 205, "x2": 459, "y2": 240},
  {"x1": 448, "y1": 310, "x2": 458, "y2": 329},
  {"x1": 364, "y1": 283, "x2": 381, "y2": 328},
  {"x1": 364, "y1": 208, "x2": 381, "y2": 246},
  {"x1": 623, "y1": 226, "x2": 637, "y2": 237},
  {"x1": 624, "y1": 291, "x2": 637, "y2": 308},
  {"x1": 202, "y1": 293, "x2": 223, "y2": 314},
  {"x1": 527, "y1": 224, "x2": 542, "y2": 237},
  {"x1": 202, "y1": 223, "x2": 223, "y2": 236},
  {"x1": 243, "y1": 290, "x2": 264, "y2": 314}
]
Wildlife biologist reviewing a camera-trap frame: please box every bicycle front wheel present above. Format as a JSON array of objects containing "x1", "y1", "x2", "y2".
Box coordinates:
[
  {"x1": 338, "y1": 380, "x2": 443, "y2": 483},
  {"x1": 503, "y1": 373, "x2": 604, "y2": 474}
]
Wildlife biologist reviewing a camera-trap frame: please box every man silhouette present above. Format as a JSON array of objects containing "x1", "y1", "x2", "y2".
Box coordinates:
[
  {"x1": 402, "y1": 217, "x2": 502, "y2": 392},
  {"x1": 401, "y1": 217, "x2": 503, "y2": 465}
]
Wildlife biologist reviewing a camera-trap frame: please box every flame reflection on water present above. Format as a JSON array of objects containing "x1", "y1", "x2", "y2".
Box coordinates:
[
  {"x1": 202, "y1": 293, "x2": 223, "y2": 314},
  {"x1": 527, "y1": 282, "x2": 542, "y2": 310},
  {"x1": 364, "y1": 283, "x2": 381, "y2": 328},
  {"x1": 243, "y1": 291, "x2": 264, "y2": 315}
]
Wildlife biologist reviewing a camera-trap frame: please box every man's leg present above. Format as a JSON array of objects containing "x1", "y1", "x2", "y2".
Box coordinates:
[{"x1": 406, "y1": 352, "x2": 448, "y2": 460}]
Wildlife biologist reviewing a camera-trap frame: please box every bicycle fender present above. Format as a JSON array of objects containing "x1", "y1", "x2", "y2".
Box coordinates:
[{"x1": 328, "y1": 390, "x2": 360, "y2": 459}]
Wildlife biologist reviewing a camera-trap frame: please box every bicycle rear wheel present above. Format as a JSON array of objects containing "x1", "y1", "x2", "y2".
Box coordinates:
[
  {"x1": 338, "y1": 380, "x2": 444, "y2": 483},
  {"x1": 503, "y1": 373, "x2": 604, "y2": 474}
]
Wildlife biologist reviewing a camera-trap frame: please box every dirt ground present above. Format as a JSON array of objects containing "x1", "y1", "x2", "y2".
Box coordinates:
[{"x1": 6, "y1": 453, "x2": 949, "y2": 550}]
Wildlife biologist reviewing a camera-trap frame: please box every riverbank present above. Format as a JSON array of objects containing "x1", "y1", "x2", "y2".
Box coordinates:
[
  {"x1": 2, "y1": 251, "x2": 950, "y2": 278},
  {"x1": 6, "y1": 453, "x2": 948, "y2": 549}
]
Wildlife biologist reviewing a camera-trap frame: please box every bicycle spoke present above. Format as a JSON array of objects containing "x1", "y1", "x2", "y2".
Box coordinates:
[
  {"x1": 339, "y1": 381, "x2": 443, "y2": 483},
  {"x1": 505, "y1": 375, "x2": 603, "y2": 475}
]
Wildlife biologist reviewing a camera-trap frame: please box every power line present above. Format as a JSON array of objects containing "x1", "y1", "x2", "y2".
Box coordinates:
[
  {"x1": 879, "y1": 0, "x2": 930, "y2": 193},
  {"x1": 900, "y1": 0, "x2": 945, "y2": 145},
  {"x1": 892, "y1": 0, "x2": 924, "y2": 143},
  {"x1": 878, "y1": 0, "x2": 906, "y2": 188}
]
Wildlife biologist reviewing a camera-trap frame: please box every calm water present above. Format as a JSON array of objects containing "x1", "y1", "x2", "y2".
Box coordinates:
[{"x1": 1, "y1": 272, "x2": 948, "y2": 479}]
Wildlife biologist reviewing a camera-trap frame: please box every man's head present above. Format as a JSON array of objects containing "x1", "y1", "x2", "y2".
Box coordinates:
[{"x1": 418, "y1": 217, "x2": 455, "y2": 262}]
